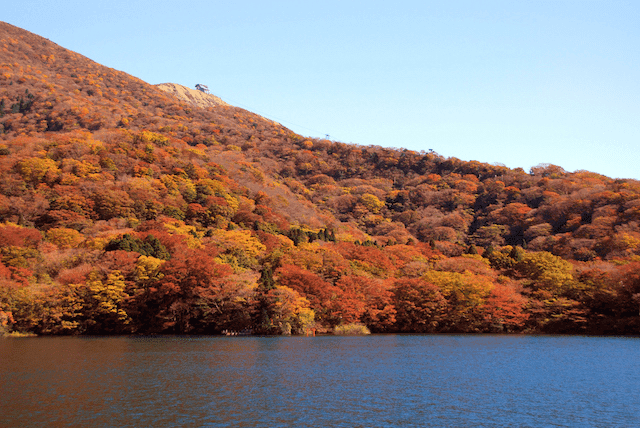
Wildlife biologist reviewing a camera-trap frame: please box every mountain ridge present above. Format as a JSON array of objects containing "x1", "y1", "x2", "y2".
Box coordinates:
[{"x1": 1, "y1": 21, "x2": 640, "y2": 336}]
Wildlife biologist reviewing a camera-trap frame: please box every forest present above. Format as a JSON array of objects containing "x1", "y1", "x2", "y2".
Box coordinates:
[{"x1": 1, "y1": 21, "x2": 640, "y2": 336}]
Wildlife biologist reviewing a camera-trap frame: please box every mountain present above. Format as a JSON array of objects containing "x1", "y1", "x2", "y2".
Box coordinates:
[{"x1": 1, "y1": 21, "x2": 640, "y2": 336}]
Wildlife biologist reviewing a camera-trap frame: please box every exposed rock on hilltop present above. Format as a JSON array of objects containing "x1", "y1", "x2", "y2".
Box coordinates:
[{"x1": 156, "y1": 83, "x2": 230, "y2": 108}]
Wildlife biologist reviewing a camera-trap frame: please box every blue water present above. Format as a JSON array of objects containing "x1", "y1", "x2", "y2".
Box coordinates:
[{"x1": 1, "y1": 335, "x2": 639, "y2": 427}]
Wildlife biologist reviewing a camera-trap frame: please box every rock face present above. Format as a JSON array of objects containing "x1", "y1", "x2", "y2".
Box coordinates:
[{"x1": 155, "y1": 83, "x2": 230, "y2": 108}]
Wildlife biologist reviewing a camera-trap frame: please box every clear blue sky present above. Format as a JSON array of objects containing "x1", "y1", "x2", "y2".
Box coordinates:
[{"x1": 5, "y1": 1, "x2": 640, "y2": 179}]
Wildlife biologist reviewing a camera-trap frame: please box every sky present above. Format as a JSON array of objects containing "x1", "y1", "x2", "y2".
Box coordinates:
[{"x1": 4, "y1": 0, "x2": 640, "y2": 179}]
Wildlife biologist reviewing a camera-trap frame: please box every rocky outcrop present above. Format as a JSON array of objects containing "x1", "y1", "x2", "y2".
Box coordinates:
[{"x1": 155, "y1": 83, "x2": 230, "y2": 108}]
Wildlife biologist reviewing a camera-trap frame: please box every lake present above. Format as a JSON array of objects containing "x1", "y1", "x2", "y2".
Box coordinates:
[{"x1": 1, "y1": 335, "x2": 639, "y2": 427}]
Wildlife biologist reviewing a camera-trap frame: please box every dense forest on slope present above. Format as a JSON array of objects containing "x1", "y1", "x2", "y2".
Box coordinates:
[{"x1": 1, "y1": 21, "x2": 640, "y2": 336}]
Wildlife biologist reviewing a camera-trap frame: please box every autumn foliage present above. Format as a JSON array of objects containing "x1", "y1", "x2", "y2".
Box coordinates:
[{"x1": 1, "y1": 21, "x2": 640, "y2": 336}]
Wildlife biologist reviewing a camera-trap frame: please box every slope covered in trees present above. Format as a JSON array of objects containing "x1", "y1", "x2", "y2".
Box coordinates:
[{"x1": 1, "y1": 21, "x2": 640, "y2": 336}]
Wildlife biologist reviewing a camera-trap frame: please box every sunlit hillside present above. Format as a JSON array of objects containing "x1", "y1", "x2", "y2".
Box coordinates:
[{"x1": 2, "y1": 21, "x2": 640, "y2": 336}]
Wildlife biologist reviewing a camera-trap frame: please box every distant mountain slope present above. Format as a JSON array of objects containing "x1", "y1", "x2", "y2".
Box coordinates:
[{"x1": 156, "y1": 83, "x2": 230, "y2": 108}]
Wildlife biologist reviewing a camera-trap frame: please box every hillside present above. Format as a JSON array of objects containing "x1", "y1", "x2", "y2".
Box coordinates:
[{"x1": 1, "y1": 21, "x2": 640, "y2": 336}]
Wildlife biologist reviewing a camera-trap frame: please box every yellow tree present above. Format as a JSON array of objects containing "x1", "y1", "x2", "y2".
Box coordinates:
[
  {"x1": 83, "y1": 271, "x2": 131, "y2": 333},
  {"x1": 516, "y1": 251, "x2": 586, "y2": 332},
  {"x1": 360, "y1": 193, "x2": 385, "y2": 214},
  {"x1": 16, "y1": 157, "x2": 60, "y2": 185},
  {"x1": 422, "y1": 270, "x2": 495, "y2": 331},
  {"x1": 262, "y1": 286, "x2": 315, "y2": 335},
  {"x1": 46, "y1": 227, "x2": 84, "y2": 249},
  {"x1": 516, "y1": 251, "x2": 575, "y2": 295}
]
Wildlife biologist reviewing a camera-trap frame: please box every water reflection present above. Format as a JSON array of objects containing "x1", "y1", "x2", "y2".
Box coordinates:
[{"x1": 2, "y1": 335, "x2": 639, "y2": 427}]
